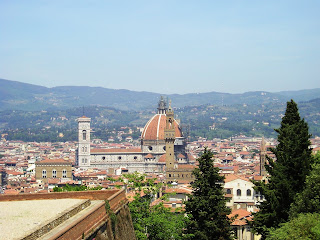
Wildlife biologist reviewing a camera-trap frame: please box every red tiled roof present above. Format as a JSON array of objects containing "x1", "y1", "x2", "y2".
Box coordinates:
[
  {"x1": 178, "y1": 164, "x2": 195, "y2": 170},
  {"x1": 4, "y1": 189, "x2": 19, "y2": 195},
  {"x1": 224, "y1": 174, "x2": 250, "y2": 183},
  {"x1": 164, "y1": 187, "x2": 191, "y2": 194},
  {"x1": 145, "y1": 153, "x2": 154, "y2": 159},
  {"x1": 39, "y1": 158, "x2": 69, "y2": 163},
  {"x1": 141, "y1": 114, "x2": 182, "y2": 140},
  {"x1": 158, "y1": 154, "x2": 166, "y2": 162},
  {"x1": 228, "y1": 209, "x2": 251, "y2": 219}
]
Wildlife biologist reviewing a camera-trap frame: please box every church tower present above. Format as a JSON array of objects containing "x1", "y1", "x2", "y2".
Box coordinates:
[
  {"x1": 164, "y1": 101, "x2": 176, "y2": 171},
  {"x1": 77, "y1": 116, "x2": 91, "y2": 167},
  {"x1": 157, "y1": 96, "x2": 167, "y2": 114},
  {"x1": 260, "y1": 137, "x2": 267, "y2": 176}
]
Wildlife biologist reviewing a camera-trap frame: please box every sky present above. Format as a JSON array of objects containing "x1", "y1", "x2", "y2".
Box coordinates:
[{"x1": 1, "y1": 1, "x2": 320, "y2": 94}]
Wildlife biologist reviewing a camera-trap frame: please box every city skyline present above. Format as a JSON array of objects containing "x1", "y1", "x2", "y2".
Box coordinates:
[{"x1": 1, "y1": 1, "x2": 320, "y2": 94}]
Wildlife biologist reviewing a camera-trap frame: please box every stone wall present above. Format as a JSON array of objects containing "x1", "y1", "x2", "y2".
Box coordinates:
[
  {"x1": 87, "y1": 204, "x2": 136, "y2": 240},
  {"x1": 0, "y1": 189, "x2": 121, "y2": 203},
  {"x1": 1, "y1": 190, "x2": 136, "y2": 240}
]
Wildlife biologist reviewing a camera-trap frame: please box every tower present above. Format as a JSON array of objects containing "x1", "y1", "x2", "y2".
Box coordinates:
[
  {"x1": 260, "y1": 137, "x2": 267, "y2": 176},
  {"x1": 164, "y1": 101, "x2": 176, "y2": 171},
  {"x1": 157, "y1": 96, "x2": 167, "y2": 114},
  {"x1": 77, "y1": 116, "x2": 91, "y2": 167}
]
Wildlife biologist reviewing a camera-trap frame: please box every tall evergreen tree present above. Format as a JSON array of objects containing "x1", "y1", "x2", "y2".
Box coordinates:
[
  {"x1": 184, "y1": 148, "x2": 232, "y2": 240},
  {"x1": 252, "y1": 99, "x2": 313, "y2": 239}
]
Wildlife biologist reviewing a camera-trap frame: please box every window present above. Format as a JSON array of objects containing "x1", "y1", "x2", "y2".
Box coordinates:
[
  {"x1": 169, "y1": 174, "x2": 171, "y2": 177},
  {"x1": 134, "y1": 156, "x2": 137, "y2": 160},
  {"x1": 52, "y1": 169, "x2": 57, "y2": 178},
  {"x1": 247, "y1": 189, "x2": 252, "y2": 196},
  {"x1": 226, "y1": 189, "x2": 232, "y2": 194},
  {"x1": 102, "y1": 156, "x2": 106, "y2": 160},
  {"x1": 82, "y1": 130, "x2": 87, "y2": 140},
  {"x1": 148, "y1": 146, "x2": 153, "y2": 151},
  {"x1": 118, "y1": 156, "x2": 122, "y2": 160},
  {"x1": 42, "y1": 169, "x2": 47, "y2": 178},
  {"x1": 62, "y1": 169, "x2": 67, "y2": 178},
  {"x1": 237, "y1": 189, "x2": 241, "y2": 196}
]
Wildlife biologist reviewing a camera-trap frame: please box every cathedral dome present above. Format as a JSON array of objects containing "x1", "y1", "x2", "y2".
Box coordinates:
[{"x1": 141, "y1": 114, "x2": 182, "y2": 141}]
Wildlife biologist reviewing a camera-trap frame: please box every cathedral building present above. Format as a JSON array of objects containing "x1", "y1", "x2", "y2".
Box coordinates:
[{"x1": 76, "y1": 97, "x2": 190, "y2": 174}]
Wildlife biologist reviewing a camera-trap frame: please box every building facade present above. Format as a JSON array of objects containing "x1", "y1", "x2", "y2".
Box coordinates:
[
  {"x1": 76, "y1": 97, "x2": 190, "y2": 174},
  {"x1": 35, "y1": 158, "x2": 72, "y2": 183}
]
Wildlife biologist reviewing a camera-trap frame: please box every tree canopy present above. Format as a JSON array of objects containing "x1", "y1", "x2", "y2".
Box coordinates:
[
  {"x1": 252, "y1": 99, "x2": 313, "y2": 238},
  {"x1": 267, "y1": 213, "x2": 320, "y2": 240},
  {"x1": 124, "y1": 172, "x2": 186, "y2": 240},
  {"x1": 184, "y1": 148, "x2": 232, "y2": 240}
]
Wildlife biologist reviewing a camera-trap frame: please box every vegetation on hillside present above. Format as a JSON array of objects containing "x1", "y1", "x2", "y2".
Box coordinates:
[{"x1": 1, "y1": 98, "x2": 320, "y2": 142}]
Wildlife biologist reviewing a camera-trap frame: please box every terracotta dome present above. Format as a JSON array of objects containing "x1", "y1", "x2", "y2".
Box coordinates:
[{"x1": 141, "y1": 114, "x2": 182, "y2": 140}]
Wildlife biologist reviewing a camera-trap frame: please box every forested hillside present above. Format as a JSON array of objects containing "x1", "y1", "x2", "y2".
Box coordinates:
[{"x1": 1, "y1": 99, "x2": 319, "y2": 142}]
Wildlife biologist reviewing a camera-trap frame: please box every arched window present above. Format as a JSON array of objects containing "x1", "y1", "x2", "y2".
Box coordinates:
[
  {"x1": 42, "y1": 169, "x2": 47, "y2": 178},
  {"x1": 62, "y1": 169, "x2": 67, "y2": 178},
  {"x1": 52, "y1": 169, "x2": 57, "y2": 178},
  {"x1": 169, "y1": 174, "x2": 171, "y2": 177},
  {"x1": 82, "y1": 130, "x2": 87, "y2": 140},
  {"x1": 237, "y1": 189, "x2": 241, "y2": 196},
  {"x1": 226, "y1": 189, "x2": 232, "y2": 194},
  {"x1": 247, "y1": 189, "x2": 252, "y2": 196}
]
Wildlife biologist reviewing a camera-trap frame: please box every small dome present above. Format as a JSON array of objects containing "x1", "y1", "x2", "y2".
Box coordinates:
[{"x1": 141, "y1": 114, "x2": 182, "y2": 141}]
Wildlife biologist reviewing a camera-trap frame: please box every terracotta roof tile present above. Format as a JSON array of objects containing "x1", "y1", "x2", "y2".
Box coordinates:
[{"x1": 141, "y1": 114, "x2": 182, "y2": 140}]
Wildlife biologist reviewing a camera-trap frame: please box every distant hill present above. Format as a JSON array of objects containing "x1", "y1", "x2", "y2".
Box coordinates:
[{"x1": 1, "y1": 78, "x2": 320, "y2": 111}]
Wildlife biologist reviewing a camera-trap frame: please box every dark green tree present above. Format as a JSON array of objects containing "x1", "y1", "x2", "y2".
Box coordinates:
[
  {"x1": 289, "y1": 152, "x2": 320, "y2": 218},
  {"x1": 252, "y1": 100, "x2": 313, "y2": 238},
  {"x1": 184, "y1": 148, "x2": 232, "y2": 240}
]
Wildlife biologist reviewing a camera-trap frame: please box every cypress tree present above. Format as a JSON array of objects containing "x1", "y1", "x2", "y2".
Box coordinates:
[
  {"x1": 252, "y1": 99, "x2": 312, "y2": 239},
  {"x1": 184, "y1": 148, "x2": 232, "y2": 240}
]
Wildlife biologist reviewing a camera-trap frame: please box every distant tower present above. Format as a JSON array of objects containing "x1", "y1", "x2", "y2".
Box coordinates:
[
  {"x1": 77, "y1": 116, "x2": 91, "y2": 167},
  {"x1": 157, "y1": 96, "x2": 167, "y2": 114},
  {"x1": 260, "y1": 137, "x2": 267, "y2": 176},
  {"x1": 164, "y1": 101, "x2": 176, "y2": 171}
]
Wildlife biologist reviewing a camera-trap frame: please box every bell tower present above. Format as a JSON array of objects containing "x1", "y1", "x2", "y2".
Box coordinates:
[
  {"x1": 260, "y1": 137, "x2": 267, "y2": 176},
  {"x1": 164, "y1": 101, "x2": 176, "y2": 171},
  {"x1": 77, "y1": 116, "x2": 91, "y2": 167}
]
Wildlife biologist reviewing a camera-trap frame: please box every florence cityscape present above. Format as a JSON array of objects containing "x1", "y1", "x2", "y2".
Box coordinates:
[{"x1": 1, "y1": 1, "x2": 320, "y2": 240}]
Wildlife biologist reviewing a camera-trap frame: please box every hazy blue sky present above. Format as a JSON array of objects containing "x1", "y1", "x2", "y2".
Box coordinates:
[{"x1": 1, "y1": 1, "x2": 319, "y2": 94}]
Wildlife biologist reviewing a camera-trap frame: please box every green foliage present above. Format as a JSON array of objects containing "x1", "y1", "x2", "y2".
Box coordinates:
[
  {"x1": 252, "y1": 100, "x2": 313, "y2": 239},
  {"x1": 53, "y1": 184, "x2": 103, "y2": 192},
  {"x1": 289, "y1": 152, "x2": 320, "y2": 218},
  {"x1": 267, "y1": 213, "x2": 320, "y2": 240},
  {"x1": 184, "y1": 148, "x2": 232, "y2": 240},
  {"x1": 126, "y1": 172, "x2": 186, "y2": 240},
  {"x1": 105, "y1": 200, "x2": 117, "y2": 236}
]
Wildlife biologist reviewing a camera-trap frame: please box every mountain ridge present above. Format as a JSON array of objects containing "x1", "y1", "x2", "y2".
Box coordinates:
[{"x1": 1, "y1": 78, "x2": 320, "y2": 111}]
